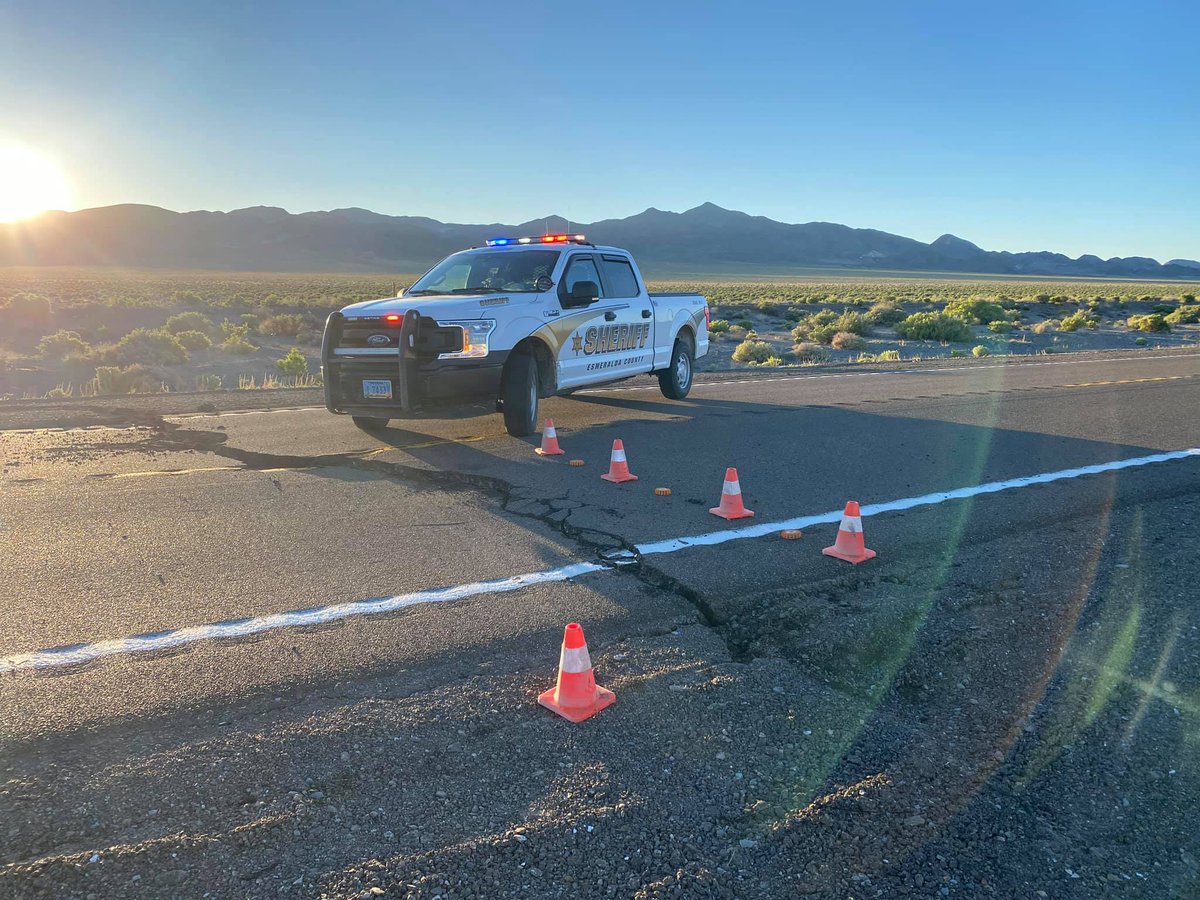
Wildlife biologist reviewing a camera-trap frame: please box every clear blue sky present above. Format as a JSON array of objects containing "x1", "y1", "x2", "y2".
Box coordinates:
[{"x1": 2, "y1": 0, "x2": 1197, "y2": 260}]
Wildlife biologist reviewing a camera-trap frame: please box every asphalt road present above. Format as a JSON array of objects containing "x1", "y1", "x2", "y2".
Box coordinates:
[{"x1": 2, "y1": 350, "x2": 1199, "y2": 899}]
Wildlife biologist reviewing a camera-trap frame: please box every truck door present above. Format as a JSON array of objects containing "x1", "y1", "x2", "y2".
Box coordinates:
[{"x1": 556, "y1": 254, "x2": 654, "y2": 389}]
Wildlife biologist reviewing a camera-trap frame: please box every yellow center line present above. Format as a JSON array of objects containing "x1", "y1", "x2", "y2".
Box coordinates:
[
  {"x1": 1061, "y1": 375, "x2": 1195, "y2": 389},
  {"x1": 362, "y1": 435, "x2": 490, "y2": 455},
  {"x1": 108, "y1": 466, "x2": 242, "y2": 479},
  {"x1": 88, "y1": 435, "x2": 491, "y2": 479}
]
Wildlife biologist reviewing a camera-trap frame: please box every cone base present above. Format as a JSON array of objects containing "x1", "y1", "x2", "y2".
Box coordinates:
[
  {"x1": 537, "y1": 685, "x2": 616, "y2": 723},
  {"x1": 601, "y1": 473, "x2": 638, "y2": 483},
  {"x1": 822, "y1": 545, "x2": 877, "y2": 565},
  {"x1": 535, "y1": 447, "x2": 565, "y2": 456},
  {"x1": 709, "y1": 506, "x2": 755, "y2": 520}
]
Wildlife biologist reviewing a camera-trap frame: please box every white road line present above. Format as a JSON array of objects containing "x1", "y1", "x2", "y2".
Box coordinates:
[
  {"x1": 578, "y1": 352, "x2": 1200, "y2": 395},
  {"x1": 634, "y1": 448, "x2": 1200, "y2": 555},
  {"x1": 3, "y1": 446, "x2": 1199, "y2": 674},
  {"x1": 0, "y1": 562, "x2": 604, "y2": 674}
]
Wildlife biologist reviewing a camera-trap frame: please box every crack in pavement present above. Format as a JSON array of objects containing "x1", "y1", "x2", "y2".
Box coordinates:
[{"x1": 139, "y1": 414, "x2": 735, "y2": 654}]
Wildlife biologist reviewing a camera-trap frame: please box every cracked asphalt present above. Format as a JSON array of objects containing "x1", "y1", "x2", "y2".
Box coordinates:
[{"x1": 2, "y1": 351, "x2": 1200, "y2": 899}]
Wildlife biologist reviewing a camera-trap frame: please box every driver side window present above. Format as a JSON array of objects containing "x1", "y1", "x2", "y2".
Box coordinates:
[{"x1": 560, "y1": 256, "x2": 604, "y2": 307}]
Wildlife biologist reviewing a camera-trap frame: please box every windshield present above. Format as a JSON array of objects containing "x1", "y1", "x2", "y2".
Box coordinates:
[{"x1": 407, "y1": 249, "x2": 560, "y2": 295}]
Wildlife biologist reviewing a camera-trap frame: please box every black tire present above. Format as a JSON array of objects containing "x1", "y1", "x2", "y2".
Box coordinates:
[
  {"x1": 501, "y1": 352, "x2": 539, "y2": 437},
  {"x1": 352, "y1": 415, "x2": 390, "y2": 432},
  {"x1": 658, "y1": 338, "x2": 694, "y2": 400}
]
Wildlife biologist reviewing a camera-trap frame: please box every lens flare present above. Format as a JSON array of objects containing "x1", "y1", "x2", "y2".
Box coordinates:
[{"x1": 0, "y1": 142, "x2": 73, "y2": 222}]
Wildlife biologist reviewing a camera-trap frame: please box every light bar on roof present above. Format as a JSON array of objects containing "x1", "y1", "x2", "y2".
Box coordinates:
[{"x1": 485, "y1": 234, "x2": 587, "y2": 247}]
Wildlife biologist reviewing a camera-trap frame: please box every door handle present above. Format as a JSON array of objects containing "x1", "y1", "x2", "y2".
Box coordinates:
[
  {"x1": 641, "y1": 309, "x2": 651, "y2": 318},
  {"x1": 604, "y1": 311, "x2": 617, "y2": 322}
]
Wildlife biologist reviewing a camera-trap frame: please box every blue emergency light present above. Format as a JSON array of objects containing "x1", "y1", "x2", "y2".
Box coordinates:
[{"x1": 485, "y1": 234, "x2": 587, "y2": 247}]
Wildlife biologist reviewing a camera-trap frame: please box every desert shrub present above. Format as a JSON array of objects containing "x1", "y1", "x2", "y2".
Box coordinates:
[
  {"x1": 194, "y1": 373, "x2": 223, "y2": 391},
  {"x1": 215, "y1": 321, "x2": 258, "y2": 353},
  {"x1": 727, "y1": 325, "x2": 748, "y2": 339},
  {"x1": 894, "y1": 312, "x2": 974, "y2": 342},
  {"x1": 865, "y1": 301, "x2": 907, "y2": 326},
  {"x1": 1, "y1": 293, "x2": 52, "y2": 330},
  {"x1": 944, "y1": 297, "x2": 1006, "y2": 324},
  {"x1": 37, "y1": 330, "x2": 92, "y2": 360},
  {"x1": 1031, "y1": 319, "x2": 1059, "y2": 335},
  {"x1": 796, "y1": 310, "x2": 870, "y2": 344},
  {"x1": 259, "y1": 314, "x2": 308, "y2": 337},
  {"x1": 44, "y1": 385, "x2": 74, "y2": 399},
  {"x1": 1164, "y1": 305, "x2": 1200, "y2": 325},
  {"x1": 830, "y1": 331, "x2": 866, "y2": 350},
  {"x1": 1127, "y1": 314, "x2": 1170, "y2": 333},
  {"x1": 165, "y1": 311, "x2": 217, "y2": 337},
  {"x1": 1150, "y1": 304, "x2": 1175, "y2": 315},
  {"x1": 174, "y1": 330, "x2": 213, "y2": 350},
  {"x1": 855, "y1": 350, "x2": 900, "y2": 363},
  {"x1": 731, "y1": 339, "x2": 775, "y2": 364},
  {"x1": 791, "y1": 342, "x2": 831, "y2": 364},
  {"x1": 707, "y1": 319, "x2": 731, "y2": 333},
  {"x1": 791, "y1": 310, "x2": 837, "y2": 342},
  {"x1": 762, "y1": 356, "x2": 784, "y2": 366},
  {"x1": 91, "y1": 364, "x2": 163, "y2": 395},
  {"x1": 1135, "y1": 337, "x2": 1147, "y2": 345},
  {"x1": 1059, "y1": 310, "x2": 1099, "y2": 332},
  {"x1": 987, "y1": 321, "x2": 1014, "y2": 334},
  {"x1": 950, "y1": 349, "x2": 968, "y2": 358},
  {"x1": 972, "y1": 345, "x2": 990, "y2": 358},
  {"x1": 240, "y1": 313, "x2": 260, "y2": 328},
  {"x1": 734, "y1": 319, "x2": 754, "y2": 330},
  {"x1": 275, "y1": 347, "x2": 309, "y2": 377},
  {"x1": 111, "y1": 328, "x2": 189, "y2": 365},
  {"x1": 220, "y1": 335, "x2": 258, "y2": 354}
]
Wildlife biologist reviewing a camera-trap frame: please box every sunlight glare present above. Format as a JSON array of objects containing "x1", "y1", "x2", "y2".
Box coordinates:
[{"x1": 0, "y1": 142, "x2": 73, "y2": 222}]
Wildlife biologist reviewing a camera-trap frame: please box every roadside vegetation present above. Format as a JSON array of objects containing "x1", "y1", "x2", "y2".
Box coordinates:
[{"x1": 1, "y1": 269, "x2": 1198, "y2": 398}]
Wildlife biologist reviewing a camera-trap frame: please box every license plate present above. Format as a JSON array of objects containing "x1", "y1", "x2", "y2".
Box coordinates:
[{"x1": 362, "y1": 379, "x2": 393, "y2": 399}]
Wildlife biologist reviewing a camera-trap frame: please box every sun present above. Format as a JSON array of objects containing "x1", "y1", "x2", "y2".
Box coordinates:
[{"x1": 0, "y1": 142, "x2": 73, "y2": 222}]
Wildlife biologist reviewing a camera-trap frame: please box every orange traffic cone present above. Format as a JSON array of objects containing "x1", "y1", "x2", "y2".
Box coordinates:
[
  {"x1": 535, "y1": 419, "x2": 565, "y2": 456},
  {"x1": 600, "y1": 439, "x2": 638, "y2": 483},
  {"x1": 709, "y1": 467, "x2": 755, "y2": 519},
  {"x1": 538, "y1": 623, "x2": 615, "y2": 723},
  {"x1": 822, "y1": 501, "x2": 877, "y2": 564}
]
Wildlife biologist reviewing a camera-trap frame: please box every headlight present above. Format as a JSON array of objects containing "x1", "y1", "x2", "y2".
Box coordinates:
[{"x1": 437, "y1": 319, "x2": 496, "y2": 360}]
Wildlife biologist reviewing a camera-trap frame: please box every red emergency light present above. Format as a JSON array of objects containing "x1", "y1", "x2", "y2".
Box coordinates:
[{"x1": 485, "y1": 234, "x2": 587, "y2": 247}]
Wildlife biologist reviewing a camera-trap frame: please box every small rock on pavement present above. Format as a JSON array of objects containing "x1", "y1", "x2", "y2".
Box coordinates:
[
  {"x1": 739, "y1": 838, "x2": 758, "y2": 849},
  {"x1": 903, "y1": 815, "x2": 927, "y2": 827}
]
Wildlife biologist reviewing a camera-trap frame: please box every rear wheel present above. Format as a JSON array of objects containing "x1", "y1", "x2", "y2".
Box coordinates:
[
  {"x1": 658, "y1": 338, "x2": 694, "y2": 400},
  {"x1": 501, "y1": 352, "x2": 539, "y2": 437},
  {"x1": 352, "y1": 415, "x2": 390, "y2": 432}
]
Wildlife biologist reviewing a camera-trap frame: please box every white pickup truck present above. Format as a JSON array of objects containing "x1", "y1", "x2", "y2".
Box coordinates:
[{"x1": 321, "y1": 234, "x2": 709, "y2": 436}]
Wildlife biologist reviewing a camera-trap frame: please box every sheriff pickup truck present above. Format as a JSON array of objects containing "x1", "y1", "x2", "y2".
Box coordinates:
[{"x1": 321, "y1": 234, "x2": 709, "y2": 436}]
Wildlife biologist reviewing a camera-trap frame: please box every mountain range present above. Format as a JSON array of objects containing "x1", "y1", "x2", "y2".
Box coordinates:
[{"x1": 2, "y1": 202, "x2": 1197, "y2": 279}]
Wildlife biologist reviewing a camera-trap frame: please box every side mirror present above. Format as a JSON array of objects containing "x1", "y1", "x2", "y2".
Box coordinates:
[{"x1": 569, "y1": 280, "x2": 600, "y2": 304}]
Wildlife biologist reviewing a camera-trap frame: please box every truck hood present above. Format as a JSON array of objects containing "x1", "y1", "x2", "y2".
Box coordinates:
[{"x1": 340, "y1": 293, "x2": 518, "y2": 320}]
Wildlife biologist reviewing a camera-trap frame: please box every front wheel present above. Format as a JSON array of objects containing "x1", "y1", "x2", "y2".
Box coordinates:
[
  {"x1": 658, "y1": 338, "x2": 694, "y2": 400},
  {"x1": 501, "y1": 352, "x2": 539, "y2": 436},
  {"x1": 352, "y1": 415, "x2": 390, "y2": 432}
]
